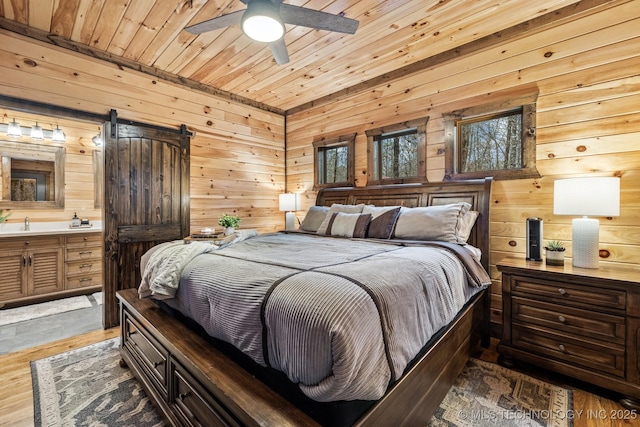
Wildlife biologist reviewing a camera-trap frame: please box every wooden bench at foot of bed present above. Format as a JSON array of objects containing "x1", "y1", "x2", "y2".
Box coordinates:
[{"x1": 117, "y1": 286, "x2": 487, "y2": 427}]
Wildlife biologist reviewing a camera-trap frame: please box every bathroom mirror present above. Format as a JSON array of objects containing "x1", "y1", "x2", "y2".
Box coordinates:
[{"x1": 0, "y1": 140, "x2": 64, "y2": 208}]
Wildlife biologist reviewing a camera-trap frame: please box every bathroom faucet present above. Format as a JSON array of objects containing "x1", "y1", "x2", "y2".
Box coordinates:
[{"x1": 24, "y1": 216, "x2": 29, "y2": 231}]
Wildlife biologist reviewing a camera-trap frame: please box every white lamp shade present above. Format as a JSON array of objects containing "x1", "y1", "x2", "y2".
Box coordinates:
[
  {"x1": 6, "y1": 119, "x2": 22, "y2": 137},
  {"x1": 554, "y1": 177, "x2": 620, "y2": 217},
  {"x1": 279, "y1": 193, "x2": 300, "y2": 212},
  {"x1": 553, "y1": 177, "x2": 620, "y2": 269},
  {"x1": 30, "y1": 123, "x2": 44, "y2": 140}
]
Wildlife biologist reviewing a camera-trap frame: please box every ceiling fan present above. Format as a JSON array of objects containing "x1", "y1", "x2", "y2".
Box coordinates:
[{"x1": 184, "y1": 0, "x2": 359, "y2": 65}]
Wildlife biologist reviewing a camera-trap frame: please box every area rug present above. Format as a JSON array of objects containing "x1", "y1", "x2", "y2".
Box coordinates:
[
  {"x1": 0, "y1": 293, "x2": 103, "y2": 327},
  {"x1": 31, "y1": 338, "x2": 164, "y2": 427},
  {"x1": 32, "y1": 339, "x2": 572, "y2": 427},
  {"x1": 429, "y1": 358, "x2": 573, "y2": 427}
]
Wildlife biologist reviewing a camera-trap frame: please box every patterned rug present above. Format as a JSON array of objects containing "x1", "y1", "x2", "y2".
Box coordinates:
[
  {"x1": 31, "y1": 339, "x2": 572, "y2": 427},
  {"x1": 0, "y1": 292, "x2": 103, "y2": 327},
  {"x1": 429, "y1": 358, "x2": 573, "y2": 427},
  {"x1": 31, "y1": 338, "x2": 164, "y2": 427}
]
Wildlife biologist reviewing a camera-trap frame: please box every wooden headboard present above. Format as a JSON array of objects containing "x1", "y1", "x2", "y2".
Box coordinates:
[{"x1": 316, "y1": 177, "x2": 493, "y2": 271}]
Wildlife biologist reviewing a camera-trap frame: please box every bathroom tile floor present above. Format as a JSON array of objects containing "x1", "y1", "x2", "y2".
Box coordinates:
[{"x1": 0, "y1": 293, "x2": 103, "y2": 355}]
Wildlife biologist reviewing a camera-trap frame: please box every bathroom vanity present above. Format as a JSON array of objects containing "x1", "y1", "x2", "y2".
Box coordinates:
[{"x1": 0, "y1": 223, "x2": 103, "y2": 308}]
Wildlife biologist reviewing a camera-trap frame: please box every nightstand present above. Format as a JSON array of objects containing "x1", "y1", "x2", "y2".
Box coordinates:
[{"x1": 497, "y1": 256, "x2": 640, "y2": 409}]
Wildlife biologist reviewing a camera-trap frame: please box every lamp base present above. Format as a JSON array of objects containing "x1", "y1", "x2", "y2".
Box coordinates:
[
  {"x1": 572, "y1": 217, "x2": 600, "y2": 269},
  {"x1": 285, "y1": 211, "x2": 296, "y2": 231}
]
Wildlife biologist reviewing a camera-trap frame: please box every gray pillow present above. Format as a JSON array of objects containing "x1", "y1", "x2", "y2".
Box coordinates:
[
  {"x1": 316, "y1": 203, "x2": 365, "y2": 235},
  {"x1": 299, "y1": 206, "x2": 330, "y2": 232},
  {"x1": 393, "y1": 202, "x2": 472, "y2": 243},
  {"x1": 366, "y1": 207, "x2": 401, "y2": 239}
]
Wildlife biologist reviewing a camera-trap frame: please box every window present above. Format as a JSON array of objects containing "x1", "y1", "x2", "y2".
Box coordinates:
[
  {"x1": 313, "y1": 134, "x2": 355, "y2": 188},
  {"x1": 366, "y1": 118, "x2": 428, "y2": 185},
  {"x1": 444, "y1": 96, "x2": 539, "y2": 180}
]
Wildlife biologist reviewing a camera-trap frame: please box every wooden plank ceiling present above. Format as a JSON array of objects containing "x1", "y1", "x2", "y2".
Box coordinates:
[{"x1": 0, "y1": 0, "x2": 584, "y2": 113}]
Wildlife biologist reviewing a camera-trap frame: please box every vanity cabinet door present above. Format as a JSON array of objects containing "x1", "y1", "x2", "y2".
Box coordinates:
[
  {"x1": 0, "y1": 250, "x2": 28, "y2": 304},
  {"x1": 29, "y1": 247, "x2": 64, "y2": 296}
]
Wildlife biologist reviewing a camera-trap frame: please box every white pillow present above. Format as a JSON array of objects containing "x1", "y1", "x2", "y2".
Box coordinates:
[
  {"x1": 362, "y1": 205, "x2": 402, "y2": 219},
  {"x1": 393, "y1": 202, "x2": 472, "y2": 243},
  {"x1": 316, "y1": 203, "x2": 365, "y2": 235},
  {"x1": 326, "y1": 212, "x2": 372, "y2": 238}
]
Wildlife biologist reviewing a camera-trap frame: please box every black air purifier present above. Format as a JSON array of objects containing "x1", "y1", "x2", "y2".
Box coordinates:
[{"x1": 526, "y1": 217, "x2": 543, "y2": 261}]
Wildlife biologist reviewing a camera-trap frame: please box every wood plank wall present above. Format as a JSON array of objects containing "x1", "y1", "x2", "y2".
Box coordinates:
[
  {"x1": 0, "y1": 29, "x2": 285, "y2": 233},
  {"x1": 285, "y1": 0, "x2": 640, "y2": 330}
]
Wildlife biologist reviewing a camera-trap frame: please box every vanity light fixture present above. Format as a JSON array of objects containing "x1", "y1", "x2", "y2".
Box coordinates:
[
  {"x1": 92, "y1": 134, "x2": 103, "y2": 146},
  {"x1": 30, "y1": 122, "x2": 44, "y2": 140},
  {"x1": 6, "y1": 118, "x2": 22, "y2": 137},
  {"x1": 1, "y1": 118, "x2": 66, "y2": 142},
  {"x1": 51, "y1": 125, "x2": 66, "y2": 143}
]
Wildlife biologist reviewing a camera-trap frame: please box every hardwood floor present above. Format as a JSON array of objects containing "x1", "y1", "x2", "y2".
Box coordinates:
[
  {"x1": 0, "y1": 327, "x2": 119, "y2": 427},
  {"x1": 0, "y1": 333, "x2": 636, "y2": 427}
]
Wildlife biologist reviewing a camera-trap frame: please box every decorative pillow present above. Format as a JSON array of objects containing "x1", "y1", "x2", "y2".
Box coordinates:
[
  {"x1": 316, "y1": 203, "x2": 365, "y2": 235},
  {"x1": 393, "y1": 202, "x2": 472, "y2": 243},
  {"x1": 457, "y1": 210, "x2": 479, "y2": 243},
  {"x1": 326, "y1": 212, "x2": 372, "y2": 238},
  {"x1": 299, "y1": 206, "x2": 330, "y2": 232},
  {"x1": 366, "y1": 207, "x2": 401, "y2": 239}
]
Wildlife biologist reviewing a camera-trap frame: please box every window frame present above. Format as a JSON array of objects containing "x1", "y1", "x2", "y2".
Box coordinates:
[
  {"x1": 444, "y1": 96, "x2": 539, "y2": 181},
  {"x1": 365, "y1": 117, "x2": 428, "y2": 186},
  {"x1": 313, "y1": 134, "x2": 356, "y2": 189}
]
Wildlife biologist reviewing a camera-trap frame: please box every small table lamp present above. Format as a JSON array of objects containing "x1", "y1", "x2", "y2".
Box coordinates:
[
  {"x1": 279, "y1": 193, "x2": 300, "y2": 231},
  {"x1": 553, "y1": 177, "x2": 620, "y2": 268}
]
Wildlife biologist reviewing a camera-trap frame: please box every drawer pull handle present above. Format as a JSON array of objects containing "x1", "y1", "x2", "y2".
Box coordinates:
[
  {"x1": 79, "y1": 251, "x2": 93, "y2": 255},
  {"x1": 558, "y1": 288, "x2": 566, "y2": 295},
  {"x1": 79, "y1": 278, "x2": 92, "y2": 282},
  {"x1": 558, "y1": 315, "x2": 566, "y2": 323},
  {"x1": 153, "y1": 360, "x2": 164, "y2": 368},
  {"x1": 80, "y1": 263, "x2": 93, "y2": 268},
  {"x1": 558, "y1": 344, "x2": 566, "y2": 352},
  {"x1": 177, "y1": 393, "x2": 202, "y2": 426}
]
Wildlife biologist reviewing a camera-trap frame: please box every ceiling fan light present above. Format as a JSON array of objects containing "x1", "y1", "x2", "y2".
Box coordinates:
[
  {"x1": 30, "y1": 122, "x2": 44, "y2": 140},
  {"x1": 241, "y1": 0, "x2": 284, "y2": 43},
  {"x1": 7, "y1": 119, "x2": 22, "y2": 137}
]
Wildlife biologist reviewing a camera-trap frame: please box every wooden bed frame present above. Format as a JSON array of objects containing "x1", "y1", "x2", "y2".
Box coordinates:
[{"x1": 117, "y1": 177, "x2": 493, "y2": 427}]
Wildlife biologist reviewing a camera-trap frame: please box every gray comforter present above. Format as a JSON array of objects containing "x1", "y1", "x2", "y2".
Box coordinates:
[{"x1": 140, "y1": 232, "x2": 490, "y2": 402}]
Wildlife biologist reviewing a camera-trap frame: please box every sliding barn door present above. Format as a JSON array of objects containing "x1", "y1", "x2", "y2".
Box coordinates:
[{"x1": 103, "y1": 114, "x2": 190, "y2": 328}]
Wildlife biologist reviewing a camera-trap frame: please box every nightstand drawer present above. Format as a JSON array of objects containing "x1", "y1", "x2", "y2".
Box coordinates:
[
  {"x1": 511, "y1": 276, "x2": 626, "y2": 312},
  {"x1": 512, "y1": 324, "x2": 625, "y2": 378},
  {"x1": 512, "y1": 297, "x2": 625, "y2": 345}
]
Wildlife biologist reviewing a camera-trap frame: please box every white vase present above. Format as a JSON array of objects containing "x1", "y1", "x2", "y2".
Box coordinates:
[
  {"x1": 545, "y1": 250, "x2": 565, "y2": 266},
  {"x1": 223, "y1": 227, "x2": 235, "y2": 236}
]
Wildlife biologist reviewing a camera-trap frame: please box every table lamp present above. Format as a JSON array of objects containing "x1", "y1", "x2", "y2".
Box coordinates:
[
  {"x1": 279, "y1": 193, "x2": 300, "y2": 231},
  {"x1": 553, "y1": 177, "x2": 620, "y2": 268}
]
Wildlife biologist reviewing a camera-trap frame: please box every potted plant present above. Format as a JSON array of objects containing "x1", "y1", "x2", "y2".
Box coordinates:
[
  {"x1": 218, "y1": 213, "x2": 241, "y2": 235},
  {"x1": 544, "y1": 240, "x2": 566, "y2": 266},
  {"x1": 0, "y1": 209, "x2": 11, "y2": 230}
]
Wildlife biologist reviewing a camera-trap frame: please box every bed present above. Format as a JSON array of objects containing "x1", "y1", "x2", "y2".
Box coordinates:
[{"x1": 117, "y1": 177, "x2": 493, "y2": 427}]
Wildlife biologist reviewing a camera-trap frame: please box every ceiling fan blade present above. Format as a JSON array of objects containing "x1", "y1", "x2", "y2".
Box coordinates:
[
  {"x1": 280, "y1": 4, "x2": 359, "y2": 34},
  {"x1": 269, "y1": 38, "x2": 290, "y2": 64},
  {"x1": 185, "y1": 10, "x2": 244, "y2": 34}
]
